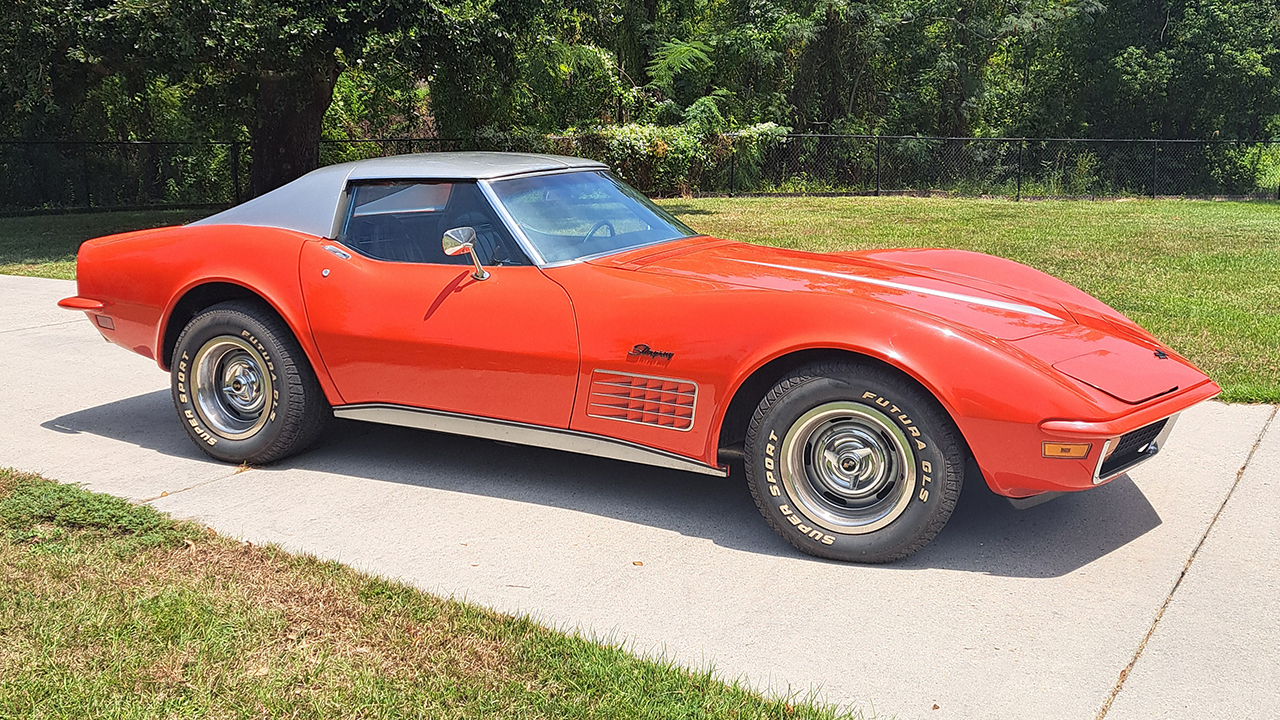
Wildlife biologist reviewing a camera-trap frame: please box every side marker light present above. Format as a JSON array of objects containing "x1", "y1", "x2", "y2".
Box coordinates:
[{"x1": 1043, "y1": 442, "x2": 1092, "y2": 459}]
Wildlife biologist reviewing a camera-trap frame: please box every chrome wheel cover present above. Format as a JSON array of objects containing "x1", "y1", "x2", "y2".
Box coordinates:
[
  {"x1": 191, "y1": 336, "x2": 273, "y2": 441},
  {"x1": 779, "y1": 401, "x2": 917, "y2": 534}
]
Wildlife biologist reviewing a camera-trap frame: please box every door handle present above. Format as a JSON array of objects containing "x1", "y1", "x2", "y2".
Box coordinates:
[{"x1": 322, "y1": 244, "x2": 351, "y2": 260}]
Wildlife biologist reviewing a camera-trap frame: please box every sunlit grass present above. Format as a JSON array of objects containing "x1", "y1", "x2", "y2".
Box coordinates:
[{"x1": 0, "y1": 210, "x2": 206, "y2": 279}]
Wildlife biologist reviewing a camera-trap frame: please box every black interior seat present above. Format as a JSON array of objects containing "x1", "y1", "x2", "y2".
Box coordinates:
[{"x1": 346, "y1": 214, "x2": 437, "y2": 263}]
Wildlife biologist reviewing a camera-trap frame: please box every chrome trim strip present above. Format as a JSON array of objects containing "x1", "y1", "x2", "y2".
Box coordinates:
[
  {"x1": 593, "y1": 381, "x2": 697, "y2": 396},
  {"x1": 487, "y1": 165, "x2": 610, "y2": 181},
  {"x1": 333, "y1": 403, "x2": 725, "y2": 476},
  {"x1": 731, "y1": 259, "x2": 1060, "y2": 319},
  {"x1": 1093, "y1": 413, "x2": 1180, "y2": 484},
  {"x1": 1092, "y1": 439, "x2": 1115, "y2": 484},
  {"x1": 584, "y1": 413, "x2": 696, "y2": 432},
  {"x1": 594, "y1": 368, "x2": 699, "y2": 386}
]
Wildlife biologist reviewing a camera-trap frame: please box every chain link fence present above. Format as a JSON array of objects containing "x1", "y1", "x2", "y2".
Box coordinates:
[
  {"x1": 744, "y1": 136, "x2": 1280, "y2": 200},
  {"x1": 2, "y1": 135, "x2": 1277, "y2": 213},
  {"x1": 0, "y1": 140, "x2": 249, "y2": 213}
]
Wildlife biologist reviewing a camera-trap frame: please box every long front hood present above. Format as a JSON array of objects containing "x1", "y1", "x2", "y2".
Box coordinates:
[
  {"x1": 592, "y1": 238, "x2": 1217, "y2": 407},
  {"x1": 599, "y1": 239, "x2": 1073, "y2": 341}
]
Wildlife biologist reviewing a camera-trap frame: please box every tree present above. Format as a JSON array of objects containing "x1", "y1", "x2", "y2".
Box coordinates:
[
  {"x1": 4, "y1": 0, "x2": 546, "y2": 195},
  {"x1": 144, "y1": 0, "x2": 502, "y2": 195}
]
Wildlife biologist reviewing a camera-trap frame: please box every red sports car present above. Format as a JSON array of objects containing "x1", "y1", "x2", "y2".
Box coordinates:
[{"x1": 59, "y1": 152, "x2": 1219, "y2": 562}]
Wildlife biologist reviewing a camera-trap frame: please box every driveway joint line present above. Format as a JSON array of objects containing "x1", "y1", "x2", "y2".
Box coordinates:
[
  {"x1": 1093, "y1": 403, "x2": 1278, "y2": 720},
  {"x1": 141, "y1": 466, "x2": 253, "y2": 503},
  {"x1": 0, "y1": 319, "x2": 83, "y2": 335}
]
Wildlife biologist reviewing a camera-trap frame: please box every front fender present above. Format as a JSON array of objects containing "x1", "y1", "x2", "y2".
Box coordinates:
[{"x1": 710, "y1": 299, "x2": 1120, "y2": 495}]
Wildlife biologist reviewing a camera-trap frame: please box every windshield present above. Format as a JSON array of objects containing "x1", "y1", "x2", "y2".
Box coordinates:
[{"x1": 488, "y1": 171, "x2": 697, "y2": 264}]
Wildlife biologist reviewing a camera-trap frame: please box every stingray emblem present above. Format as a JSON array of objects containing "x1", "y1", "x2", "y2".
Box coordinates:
[{"x1": 628, "y1": 344, "x2": 674, "y2": 361}]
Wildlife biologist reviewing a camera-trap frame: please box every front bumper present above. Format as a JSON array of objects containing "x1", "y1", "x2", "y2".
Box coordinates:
[{"x1": 975, "y1": 378, "x2": 1219, "y2": 498}]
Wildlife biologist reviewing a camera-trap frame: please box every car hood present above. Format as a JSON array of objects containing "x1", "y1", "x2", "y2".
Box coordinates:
[
  {"x1": 589, "y1": 238, "x2": 1213, "y2": 405},
  {"x1": 595, "y1": 239, "x2": 1074, "y2": 341}
]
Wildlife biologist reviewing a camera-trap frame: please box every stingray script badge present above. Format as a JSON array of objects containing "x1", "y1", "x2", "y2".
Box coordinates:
[{"x1": 628, "y1": 343, "x2": 675, "y2": 361}]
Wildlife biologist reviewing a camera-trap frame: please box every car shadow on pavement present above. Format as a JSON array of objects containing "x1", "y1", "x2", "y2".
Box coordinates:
[{"x1": 44, "y1": 390, "x2": 1161, "y2": 578}]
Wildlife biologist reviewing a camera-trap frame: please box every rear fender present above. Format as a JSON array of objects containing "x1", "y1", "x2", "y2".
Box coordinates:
[{"x1": 77, "y1": 223, "x2": 343, "y2": 405}]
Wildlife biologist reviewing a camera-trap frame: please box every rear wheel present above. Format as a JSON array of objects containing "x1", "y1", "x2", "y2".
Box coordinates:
[
  {"x1": 744, "y1": 361, "x2": 964, "y2": 562},
  {"x1": 171, "y1": 300, "x2": 328, "y2": 464}
]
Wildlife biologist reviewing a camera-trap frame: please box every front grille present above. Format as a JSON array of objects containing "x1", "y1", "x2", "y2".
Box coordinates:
[
  {"x1": 1099, "y1": 419, "x2": 1168, "y2": 478},
  {"x1": 587, "y1": 370, "x2": 697, "y2": 430}
]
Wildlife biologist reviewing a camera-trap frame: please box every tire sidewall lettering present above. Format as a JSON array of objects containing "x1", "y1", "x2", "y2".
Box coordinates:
[
  {"x1": 174, "y1": 312, "x2": 291, "y2": 458},
  {"x1": 748, "y1": 369, "x2": 956, "y2": 560}
]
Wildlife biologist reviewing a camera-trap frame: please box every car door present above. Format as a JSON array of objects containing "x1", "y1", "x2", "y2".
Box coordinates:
[{"x1": 298, "y1": 180, "x2": 580, "y2": 428}]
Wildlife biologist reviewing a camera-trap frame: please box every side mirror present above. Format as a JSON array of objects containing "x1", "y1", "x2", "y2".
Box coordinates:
[{"x1": 442, "y1": 226, "x2": 489, "y2": 281}]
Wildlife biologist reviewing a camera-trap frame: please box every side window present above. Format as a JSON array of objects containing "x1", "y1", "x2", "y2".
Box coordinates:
[{"x1": 339, "y1": 181, "x2": 530, "y2": 266}]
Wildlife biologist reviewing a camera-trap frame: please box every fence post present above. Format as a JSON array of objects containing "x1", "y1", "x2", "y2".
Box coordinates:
[
  {"x1": 875, "y1": 136, "x2": 882, "y2": 196},
  {"x1": 1151, "y1": 139, "x2": 1159, "y2": 199},
  {"x1": 1016, "y1": 139, "x2": 1024, "y2": 201},
  {"x1": 80, "y1": 143, "x2": 92, "y2": 208},
  {"x1": 231, "y1": 141, "x2": 241, "y2": 205},
  {"x1": 1272, "y1": 141, "x2": 1280, "y2": 200},
  {"x1": 729, "y1": 145, "x2": 736, "y2": 196}
]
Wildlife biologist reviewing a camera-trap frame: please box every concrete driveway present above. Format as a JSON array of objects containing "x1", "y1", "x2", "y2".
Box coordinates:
[{"x1": 3, "y1": 274, "x2": 1276, "y2": 719}]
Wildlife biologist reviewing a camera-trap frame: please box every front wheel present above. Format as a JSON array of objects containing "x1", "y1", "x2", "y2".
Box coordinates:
[
  {"x1": 744, "y1": 361, "x2": 965, "y2": 562},
  {"x1": 171, "y1": 300, "x2": 329, "y2": 464}
]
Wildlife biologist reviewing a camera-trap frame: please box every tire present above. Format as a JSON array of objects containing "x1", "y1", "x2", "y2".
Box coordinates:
[
  {"x1": 171, "y1": 300, "x2": 329, "y2": 464},
  {"x1": 744, "y1": 361, "x2": 964, "y2": 563}
]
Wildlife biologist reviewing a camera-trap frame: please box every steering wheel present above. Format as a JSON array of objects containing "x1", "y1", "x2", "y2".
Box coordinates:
[{"x1": 582, "y1": 220, "x2": 616, "y2": 244}]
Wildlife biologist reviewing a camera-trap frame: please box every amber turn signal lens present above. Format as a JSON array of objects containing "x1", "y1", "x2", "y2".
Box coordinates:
[{"x1": 1042, "y1": 442, "x2": 1092, "y2": 459}]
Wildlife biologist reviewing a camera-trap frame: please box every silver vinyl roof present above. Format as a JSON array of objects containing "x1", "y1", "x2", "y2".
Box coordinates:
[{"x1": 191, "y1": 152, "x2": 608, "y2": 239}]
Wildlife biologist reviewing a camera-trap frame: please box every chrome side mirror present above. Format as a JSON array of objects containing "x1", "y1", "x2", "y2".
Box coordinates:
[{"x1": 442, "y1": 226, "x2": 489, "y2": 281}]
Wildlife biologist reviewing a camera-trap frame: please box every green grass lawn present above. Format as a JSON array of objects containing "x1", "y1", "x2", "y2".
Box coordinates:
[
  {"x1": 0, "y1": 469, "x2": 854, "y2": 719},
  {"x1": 0, "y1": 209, "x2": 208, "y2": 279},
  {"x1": 658, "y1": 196, "x2": 1280, "y2": 404},
  {"x1": 2, "y1": 198, "x2": 1276, "y2": 401}
]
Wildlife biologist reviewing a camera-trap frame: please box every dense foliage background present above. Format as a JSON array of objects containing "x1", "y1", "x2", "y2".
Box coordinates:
[{"x1": 3, "y1": 0, "x2": 1277, "y2": 194}]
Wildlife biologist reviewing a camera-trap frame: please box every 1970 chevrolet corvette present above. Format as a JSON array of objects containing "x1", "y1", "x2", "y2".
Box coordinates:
[{"x1": 59, "y1": 152, "x2": 1219, "y2": 562}]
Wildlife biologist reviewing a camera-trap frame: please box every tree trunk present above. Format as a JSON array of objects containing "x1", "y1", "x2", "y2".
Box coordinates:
[{"x1": 249, "y1": 60, "x2": 338, "y2": 197}]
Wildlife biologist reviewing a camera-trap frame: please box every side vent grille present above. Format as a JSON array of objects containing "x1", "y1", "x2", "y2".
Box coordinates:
[{"x1": 587, "y1": 370, "x2": 697, "y2": 431}]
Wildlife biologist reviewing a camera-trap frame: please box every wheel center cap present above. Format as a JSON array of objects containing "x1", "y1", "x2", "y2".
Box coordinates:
[
  {"x1": 221, "y1": 358, "x2": 264, "y2": 412},
  {"x1": 819, "y1": 440, "x2": 884, "y2": 497}
]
